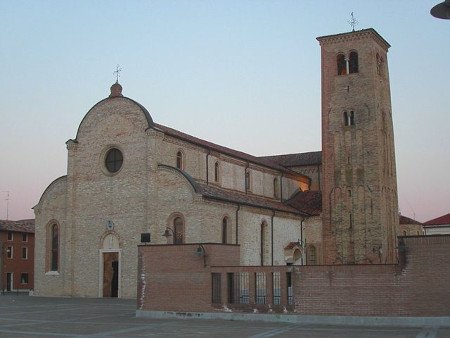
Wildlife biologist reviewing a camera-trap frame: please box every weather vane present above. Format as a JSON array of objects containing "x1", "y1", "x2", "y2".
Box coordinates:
[
  {"x1": 348, "y1": 12, "x2": 358, "y2": 32},
  {"x1": 113, "y1": 65, "x2": 122, "y2": 83}
]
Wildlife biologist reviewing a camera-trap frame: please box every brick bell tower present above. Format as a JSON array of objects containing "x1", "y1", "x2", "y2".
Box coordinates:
[{"x1": 317, "y1": 28, "x2": 399, "y2": 265}]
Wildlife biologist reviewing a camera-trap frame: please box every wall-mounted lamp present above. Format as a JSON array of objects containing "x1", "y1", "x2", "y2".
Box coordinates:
[
  {"x1": 195, "y1": 244, "x2": 207, "y2": 267},
  {"x1": 162, "y1": 227, "x2": 174, "y2": 238}
]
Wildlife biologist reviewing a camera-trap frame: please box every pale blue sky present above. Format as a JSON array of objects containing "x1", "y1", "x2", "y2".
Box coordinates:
[{"x1": 0, "y1": 0, "x2": 448, "y2": 222}]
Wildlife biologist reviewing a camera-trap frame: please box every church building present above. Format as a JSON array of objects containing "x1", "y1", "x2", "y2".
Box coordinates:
[{"x1": 33, "y1": 27, "x2": 399, "y2": 298}]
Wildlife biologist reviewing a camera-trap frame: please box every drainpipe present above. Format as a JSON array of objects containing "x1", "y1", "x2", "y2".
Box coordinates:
[
  {"x1": 317, "y1": 165, "x2": 321, "y2": 190},
  {"x1": 245, "y1": 162, "x2": 249, "y2": 194},
  {"x1": 271, "y1": 210, "x2": 275, "y2": 266},
  {"x1": 206, "y1": 148, "x2": 210, "y2": 184},
  {"x1": 235, "y1": 204, "x2": 240, "y2": 244},
  {"x1": 300, "y1": 217, "x2": 305, "y2": 265}
]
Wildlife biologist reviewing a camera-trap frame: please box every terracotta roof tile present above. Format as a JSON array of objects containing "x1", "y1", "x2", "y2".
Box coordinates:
[
  {"x1": 285, "y1": 190, "x2": 322, "y2": 216},
  {"x1": 197, "y1": 182, "x2": 305, "y2": 215},
  {"x1": 153, "y1": 123, "x2": 305, "y2": 177},
  {"x1": 399, "y1": 215, "x2": 422, "y2": 225},
  {"x1": 259, "y1": 151, "x2": 322, "y2": 167},
  {"x1": 424, "y1": 213, "x2": 450, "y2": 226},
  {"x1": 0, "y1": 219, "x2": 35, "y2": 233}
]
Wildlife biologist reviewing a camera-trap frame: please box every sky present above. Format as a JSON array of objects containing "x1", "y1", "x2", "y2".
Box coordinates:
[{"x1": 0, "y1": 0, "x2": 449, "y2": 223}]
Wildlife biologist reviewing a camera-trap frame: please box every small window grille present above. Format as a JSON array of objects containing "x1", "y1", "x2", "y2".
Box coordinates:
[
  {"x1": 255, "y1": 272, "x2": 266, "y2": 304},
  {"x1": 211, "y1": 273, "x2": 221, "y2": 304}
]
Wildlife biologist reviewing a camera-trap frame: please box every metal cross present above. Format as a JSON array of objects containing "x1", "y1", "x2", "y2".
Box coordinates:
[
  {"x1": 348, "y1": 12, "x2": 358, "y2": 32},
  {"x1": 113, "y1": 65, "x2": 122, "y2": 83}
]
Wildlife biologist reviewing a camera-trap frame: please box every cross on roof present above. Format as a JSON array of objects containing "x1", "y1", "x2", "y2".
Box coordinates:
[
  {"x1": 113, "y1": 65, "x2": 122, "y2": 83},
  {"x1": 348, "y1": 12, "x2": 358, "y2": 32}
]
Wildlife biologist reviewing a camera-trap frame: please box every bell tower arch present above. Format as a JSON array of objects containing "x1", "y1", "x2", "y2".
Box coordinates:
[{"x1": 317, "y1": 29, "x2": 399, "y2": 264}]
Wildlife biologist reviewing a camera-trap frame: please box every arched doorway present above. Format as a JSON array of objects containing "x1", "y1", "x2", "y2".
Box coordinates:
[{"x1": 99, "y1": 233, "x2": 121, "y2": 298}]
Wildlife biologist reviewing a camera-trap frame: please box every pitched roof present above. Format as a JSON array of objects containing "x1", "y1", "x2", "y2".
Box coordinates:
[
  {"x1": 399, "y1": 215, "x2": 422, "y2": 225},
  {"x1": 158, "y1": 164, "x2": 311, "y2": 216},
  {"x1": 152, "y1": 123, "x2": 308, "y2": 179},
  {"x1": 197, "y1": 182, "x2": 306, "y2": 215},
  {"x1": 259, "y1": 151, "x2": 322, "y2": 167},
  {"x1": 0, "y1": 219, "x2": 35, "y2": 233},
  {"x1": 285, "y1": 190, "x2": 322, "y2": 216},
  {"x1": 424, "y1": 213, "x2": 450, "y2": 226}
]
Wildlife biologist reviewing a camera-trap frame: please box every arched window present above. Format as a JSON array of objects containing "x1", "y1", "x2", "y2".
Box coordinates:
[
  {"x1": 214, "y1": 162, "x2": 219, "y2": 182},
  {"x1": 176, "y1": 151, "x2": 183, "y2": 170},
  {"x1": 260, "y1": 221, "x2": 269, "y2": 266},
  {"x1": 50, "y1": 224, "x2": 59, "y2": 271},
  {"x1": 403, "y1": 230, "x2": 407, "y2": 236},
  {"x1": 344, "y1": 111, "x2": 355, "y2": 126},
  {"x1": 349, "y1": 51, "x2": 358, "y2": 74},
  {"x1": 337, "y1": 53, "x2": 346, "y2": 75},
  {"x1": 173, "y1": 217, "x2": 184, "y2": 244},
  {"x1": 222, "y1": 217, "x2": 228, "y2": 244},
  {"x1": 273, "y1": 177, "x2": 279, "y2": 199},
  {"x1": 307, "y1": 245, "x2": 317, "y2": 265}
]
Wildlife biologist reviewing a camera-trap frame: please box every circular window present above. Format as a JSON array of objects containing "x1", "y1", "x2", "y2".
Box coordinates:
[{"x1": 105, "y1": 148, "x2": 123, "y2": 173}]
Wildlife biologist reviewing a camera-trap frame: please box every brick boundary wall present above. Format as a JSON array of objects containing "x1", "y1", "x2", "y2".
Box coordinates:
[
  {"x1": 137, "y1": 235, "x2": 450, "y2": 316},
  {"x1": 294, "y1": 235, "x2": 450, "y2": 316}
]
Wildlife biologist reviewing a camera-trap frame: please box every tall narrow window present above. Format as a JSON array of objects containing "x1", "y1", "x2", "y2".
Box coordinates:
[
  {"x1": 7, "y1": 232, "x2": 13, "y2": 241},
  {"x1": 260, "y1": 221, "x2": 268, "y2": 266},
  {"x1": 245, "y1": 170, "x2": 250, "y2": 191},
  {"x1": 173, "y1": 217, "x2": 184, "y2": 244},
  {"x1": 344, "y1": 111, "x2": 349, "y2": 126},
  {"x1": 6, "y1": 246, "x2": 13, "y2": 259},
  {"x1": 350, "y1": 111, "x2": 355, "y2": 125},
  {"x1": 273, "y1": 177, "x2": 279, "y2": 199},
  {"x1": 214, "y1": 162, "x2": 219, "y2": 182},
  {"x1": 22, "y1": 247, "x2": 28, "y2": 259},
  {"x1": 307, "y1": 245, "x2": 317, "y2": 265},
  {"x1": 176, "y1": 151, "x2": 183, "y2": 170},
  {"x1": 22, "y1": 233, "x2": 28, "y2": 242},
  {"x1": 51, "y1": 224, "x2": 59, "y2": 271},
  {"x1": 349, "y1": 51, "x2": 358, "y2": 73},
  {"x1": 337, "y1": 53, "x2": 346, "y2": 75},
  {"x1": 222, "y1": 217, "x2": 228, "y2": 244}
]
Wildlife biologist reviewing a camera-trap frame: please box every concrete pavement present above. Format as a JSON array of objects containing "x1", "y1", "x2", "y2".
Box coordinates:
[{"x1": 0, "y1": 295, "x2": 448, "y2": 337}]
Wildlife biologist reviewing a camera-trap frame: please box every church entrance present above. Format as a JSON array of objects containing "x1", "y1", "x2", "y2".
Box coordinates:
[
  {"x1": 102, "y1": 252, "x2": 119, "y2": 297},
  {"x1": 99, "y1": 233, "x2": 121, "y2": 298}
]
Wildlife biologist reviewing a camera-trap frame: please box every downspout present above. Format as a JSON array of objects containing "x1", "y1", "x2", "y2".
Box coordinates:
[
  {"x1": 317, "y1": 164, "x2": 321, "y2": 190},
  {"x1": 206, "y1": 148, "x2": 210, "y2": 185},
  {"x1": 235, "y1": 204, "x2": 240, "y2": 244},
  {"x1": 300, "y1": 217, "x2": 305, "y2": 265},
  {"x1": 271, "y1": 210, "x2": 275, "y2": 266},
  {"x1": 245, "y1": 162, "x2": 249, "y2": 194}
]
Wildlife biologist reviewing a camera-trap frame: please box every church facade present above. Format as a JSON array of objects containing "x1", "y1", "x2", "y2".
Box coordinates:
[{"x1": 34, "y1": 28, "x2": 398, "y2": 299}]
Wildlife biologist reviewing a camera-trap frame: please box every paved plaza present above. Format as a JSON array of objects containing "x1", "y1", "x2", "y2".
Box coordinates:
[{"x1": 0, "y1": 295, "x2": 448, "y2": 337}]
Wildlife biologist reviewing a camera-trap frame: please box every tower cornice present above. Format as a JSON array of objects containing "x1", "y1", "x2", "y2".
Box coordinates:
[{"x1": 317, "y1": 28, "x2": 390, "y2": 51}]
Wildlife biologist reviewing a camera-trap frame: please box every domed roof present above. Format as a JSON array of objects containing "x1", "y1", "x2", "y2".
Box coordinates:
[{"x1": 73, "y1": 83, "x2": 154, "y2": 140}]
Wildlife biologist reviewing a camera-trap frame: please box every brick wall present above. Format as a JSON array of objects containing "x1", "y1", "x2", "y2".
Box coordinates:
[
  {"x1": 138, "y1": 235, "x2": 450, "y2": 316},
  {"x1": 294, "y1": 235, "x2": 450, "y2": 316},
  {"x1": 137, "y1": 243, "x2": 240, "y2": 312}
]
